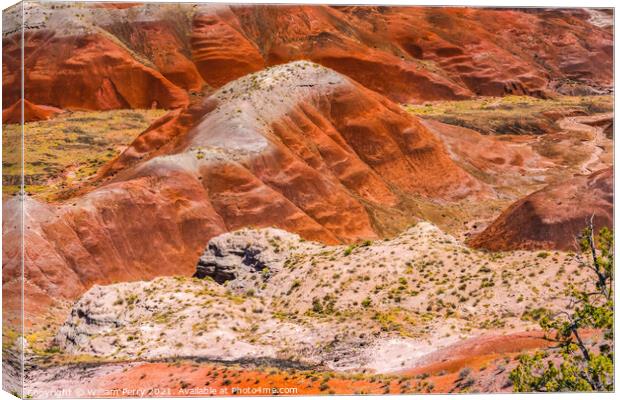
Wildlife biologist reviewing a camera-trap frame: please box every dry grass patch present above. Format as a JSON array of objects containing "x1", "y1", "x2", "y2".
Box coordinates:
[
  {"x1": 405, "y1": 95, "x2": 612, "y2": 135},
  {"x1": 2, "y1": 109, "x2": 166, "y2": 201}
]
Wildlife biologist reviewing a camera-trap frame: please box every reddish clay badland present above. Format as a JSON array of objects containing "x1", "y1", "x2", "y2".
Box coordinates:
[
  {"x1": 2, "y1": 5, "x2": 613, "y2": 110},
  {"x1": 1, "y1": 2, "x2": 614, "y2": 396}
]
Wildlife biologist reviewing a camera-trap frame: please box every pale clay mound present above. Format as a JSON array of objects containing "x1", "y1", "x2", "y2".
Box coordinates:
[
  {"x1": 137, "y1": 60, "x2": 351, "y2": 171},
  {"x1": 55, "y1": 223, "x2": 589, "y2": 374}
]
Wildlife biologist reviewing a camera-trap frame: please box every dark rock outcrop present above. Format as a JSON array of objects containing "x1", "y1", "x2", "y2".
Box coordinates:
[{"x1": 194, "y1": 228, "x2": 299, "y2": 288}]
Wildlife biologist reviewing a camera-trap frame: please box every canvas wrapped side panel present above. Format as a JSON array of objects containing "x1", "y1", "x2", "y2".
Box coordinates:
[{"x1": 2, "y1": 1, "x2": 25, "y2": 398}]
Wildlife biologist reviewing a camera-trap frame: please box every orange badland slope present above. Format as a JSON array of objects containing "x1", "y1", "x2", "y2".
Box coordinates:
[
  {"x1": 6, "y1": 62, "x2": 487, "y2": 313},
  {"x1": 74, "y1": 331, "x2": 559, "y2": 395},
  {"x1": 1, "y1": 4, "x2": 613, "y2": 113},
  {"x1": 2, "y1": 99, "x2": 63, "y2": 123},
  {"x1": 185, "y1": 5, "x2": 613, "y2": 100},
  {"x1": 470, "y1": 167, "x2": 613, "y2": 251},
  {"x1": 1, "y1": 29, "x2": 189, "y2": 110}
]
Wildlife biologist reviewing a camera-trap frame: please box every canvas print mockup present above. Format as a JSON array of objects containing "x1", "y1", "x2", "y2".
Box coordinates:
[{"x1": 1, "y1": 1, "x2": 614, "y2": 398}]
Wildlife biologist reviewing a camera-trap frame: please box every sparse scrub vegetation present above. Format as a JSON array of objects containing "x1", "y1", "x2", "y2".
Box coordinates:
[
  {"x1": 46, "y1": 221, "x2": 596, "y2": 392},
  {"x1": 2, "y1": 109, "x2": 165, "y2": 200},
  {"x1": 510, "y1": 225, "x2": 614, "y2": 392}
]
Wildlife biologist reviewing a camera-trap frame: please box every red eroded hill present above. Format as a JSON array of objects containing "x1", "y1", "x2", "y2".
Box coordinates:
[
  {"x1": 192, "y1": 5, "x2": 469, "y2": 102},
  {"x1": 1, "y1": 3, "x2": 613, "y2": 113},
  {"x1": 469, "y1": 168, "x2": 613, "y2": 251},
  {"x1": 190, "y1": 8, "x2": 266, "y2": 88},
  {"x1": 2, "y1": 29, "x2": 189, "y2": 110},
  {"x1": 336, "y1": 7, "x2": 613, "y2": 97},
  {"x1": 2, "y1": 99, "x2": 63, "y2": 124},
  {"x1": 9, "y1": 62, "x2": 487, "y2": 311},
  {"x1": 154, "y1": 5, "x2": 615, "y2": 101},
  {"x1": 102, "y1": 10, "x2": 206, "y2": 92}
]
